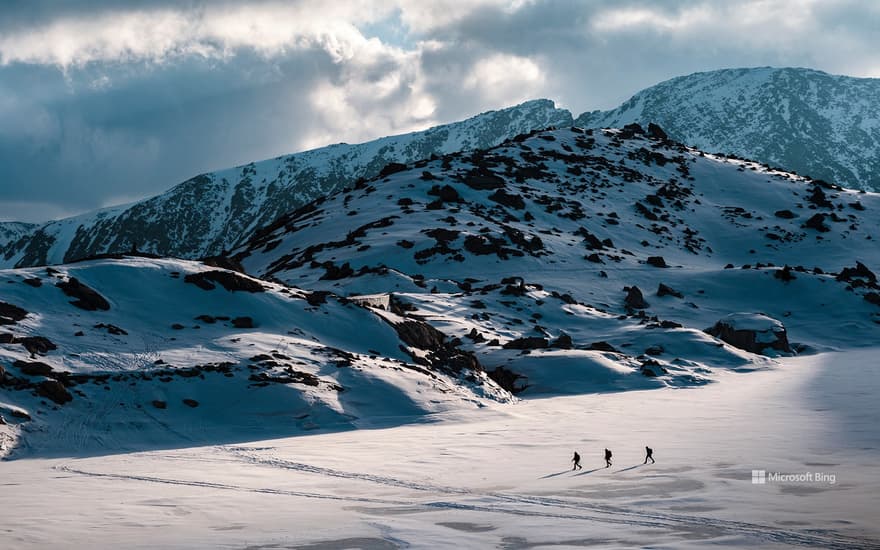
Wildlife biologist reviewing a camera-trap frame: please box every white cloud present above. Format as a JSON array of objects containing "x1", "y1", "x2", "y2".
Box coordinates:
[{"x1": 464, "y1": 54, "x2": 544, "y2": 106}]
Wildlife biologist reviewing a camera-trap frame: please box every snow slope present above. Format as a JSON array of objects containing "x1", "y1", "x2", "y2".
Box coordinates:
[
  {"x1": 576, "y1": 67, "x2": 880, "y2": 191},
  {"x1": 231, "y1": 125, "x2": 880, "y2": 393},
  {"x1": 2, "y1": 348, "x2": 877, "y2": 548},
  {"x1": 0, "y1": 258, "x2": 508, "y2": 457},
  {"x1": 1, "y1": 100, "x2": 573, "y2": 268},
  {"x1": 3, "y1": 124, "x2": 879, "y2": 461}
]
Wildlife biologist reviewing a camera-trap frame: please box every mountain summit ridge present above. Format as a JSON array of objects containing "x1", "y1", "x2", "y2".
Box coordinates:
[
  {"x1": 576, "y1": 66, "x2": 880, "y2": 191},
  {"x1": 1, "y1": 99, "x2": 573, "y2": 268}
]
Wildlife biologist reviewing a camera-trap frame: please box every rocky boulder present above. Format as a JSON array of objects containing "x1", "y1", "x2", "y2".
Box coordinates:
[
  {"x1": 705, "y1": 313, "x2": 791, "y2": 355},
  {"x1": 37, "y1": 379, "x2": 73, "y2": 405},
  {"x1": 56, "y1": 278, "x2": 110, "y2": 311}
]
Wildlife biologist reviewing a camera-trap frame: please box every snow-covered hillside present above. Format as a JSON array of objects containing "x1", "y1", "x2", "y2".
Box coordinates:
[
  {"x1": 231, "y1": 124, "x2": 880, "y2": 367},
  {"x1": 576, "y1": 67, "x2": 880, "y2": 191},
  {"x1": 0, "y1": 221, "x2": 36, "y2": 250},
  {"x1": 3, "y1": 124, "x2": 879, "y2": 460},
  {"x1": 0, "y1": 258, "x2": 508, "y2": 457},
  {"x1": 0, "y1": 100, "x2": 572, "y2": 269}
]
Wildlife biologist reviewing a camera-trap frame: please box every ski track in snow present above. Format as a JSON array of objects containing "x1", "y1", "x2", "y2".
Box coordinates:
[{"x1": 55, "y1": 447, "x2": 876, "y2": 550}]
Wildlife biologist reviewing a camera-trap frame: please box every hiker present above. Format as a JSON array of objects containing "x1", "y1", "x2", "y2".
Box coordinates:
[
  {"x1": 604, "y1": 448, "x2": 613, "y2": 468},
  {"x1": 644, "y1": 446, "x2": 655, "y2": 464},
  {"x1": 572, "y1": 451, "x2": 582, "y2": 470}
]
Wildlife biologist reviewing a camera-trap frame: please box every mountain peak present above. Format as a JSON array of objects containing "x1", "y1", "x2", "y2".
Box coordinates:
[
  {"x1": 0, "y1": 100, "x2": 572, "y2": 268},
  {"x1": 576, "y1": 67, "x2": 880, "y2": 191}
]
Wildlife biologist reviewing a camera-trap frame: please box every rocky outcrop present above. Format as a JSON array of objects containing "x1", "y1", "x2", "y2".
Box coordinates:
[
  {"x1": 183, "y1": 270, "x2": 265, "y2": 292},
  {"x1": 705, "y1": 313, "x2": 791, "y2": 355},
  {"x1": 624, "y1": 286, "x2": 649, "y2": 309},
  {"x1": 55, "y1": 278, "x2": 110, "y2": 311}
]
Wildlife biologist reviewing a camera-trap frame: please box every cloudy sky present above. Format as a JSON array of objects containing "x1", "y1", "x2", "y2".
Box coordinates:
[{"x1": 1, "y1": 0, "x2": 878, "y2": 222}]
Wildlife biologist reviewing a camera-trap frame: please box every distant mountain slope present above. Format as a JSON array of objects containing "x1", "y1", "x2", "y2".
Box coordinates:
[
  {"x1": 576, "y1": 67, "x2": 880, "y2": 191},
  {"x1": 1, "y1": 100, "x2": 573, "y2": 269},
  {"x1": 0, "y1": 222, "x2": 36, "y2": 250}
]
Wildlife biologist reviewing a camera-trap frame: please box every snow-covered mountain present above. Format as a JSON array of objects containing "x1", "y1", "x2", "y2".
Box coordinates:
[
  {"x1": 3, "y1": 124, "x2": 879, "y2": 457},
  {"x1": 576, "y1": 67, "x2": 880, "y2": 191},
  {"x1": 1, "y1": 100, "x2": 573, "y2": 269}
]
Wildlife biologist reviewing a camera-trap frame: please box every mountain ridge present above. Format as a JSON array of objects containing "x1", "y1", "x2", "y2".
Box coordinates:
[
  {"x1": 1, "y1": 99, "x2": 573, "y2": 268},
  {"x1": 576, "y1": 66, "x2": 880, "y2": 191}
]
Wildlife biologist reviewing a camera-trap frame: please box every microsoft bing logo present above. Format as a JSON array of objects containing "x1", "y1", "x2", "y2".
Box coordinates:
[{"x1": 752, "y1": 470, "x2": 766, "y2": 484}]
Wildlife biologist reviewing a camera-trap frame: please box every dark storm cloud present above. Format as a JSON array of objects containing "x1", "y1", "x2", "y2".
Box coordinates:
[{"x1": 0, "y1": 0, "x2": 877, "y2": 221}]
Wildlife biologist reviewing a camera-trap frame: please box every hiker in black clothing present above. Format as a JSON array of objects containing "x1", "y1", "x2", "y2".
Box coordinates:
[
  {"x1": 604, "y1": 448, "x2": 612, "y2": 468},
  {"x1": 572, "y1": 451, "x2": 582, "y2": 470},
  {"x1": 644, "y1": 446, "x2": 655, "y2": 464}
]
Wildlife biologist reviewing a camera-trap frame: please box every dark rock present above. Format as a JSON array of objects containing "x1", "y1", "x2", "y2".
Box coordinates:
[
  {"x1": 774, "y1": 265, "x2": 796, "y2": 282},
  {"x1": 503, "y1": 337, "x2": 549, "y2": 350},
  {"x1": 10, "y1": 409, "x2": 30, "y2": 420},
  {"x1": 152, "y1": 400, "x2": 167, "y2": 409},
  {"x1": 464, "y1": 170, "x2": 505, "y2": 190},
  {"x1": 94, "y1": 323, "x2": 128, "y2": 335},
  {"x1": 646, "y1": 256, "x2": 667, "y2": 268},
  {"x1": 656, "y1": 283, "x2": 683, "y2": 298},
  {"x1": 305, "y1": 291, "x2": 331, "y2": 306},
  {"x1": 194, "y1": 315, "x2": 216, "y2": 324},
  {"x1": 22, "y1": 278, "x2": 42, "y2": 288},
  {"x1": 646, "y1": 123, "x2": 668, "y2": 140},
  {"x1": 56, "y1": 278, "x2": 110, "y2": 311},
  {"x1": 0, "y1": 301, "x2": 28, "y2": 324},
  {"x1": 231, "y1": 317, "x2": 255, "y2": 329},
  {"x1": 184, "y1": 270, "x2": 264, "y2": 292},
  {"x1": 320, "y1": 261, "x2": 355, "y2": 280},
  {"x1": 864, "y1": 292, "x2": 880, "y2": 306},
  {"x1": 624, "y1": 286, "x2": 649, "y2": 309},
  {"x1": 585, "y1": 253, "x2": 604, "y2": 263},
  {"x1": 774, "y1": 209, "x2": 797, "y2": 219},
  {"x1": 0, "y1": 333, "x2": 12, "y2": 344},
  {"x1": 37, "y1": 379, "x2": 72, "y2": 404},
  {"x1": 803, "y1": 213, "x2": 830, "y2": 232},
  {"x1": 13, "y1": 360, "x2": 53, "y2": 376},
  {"x1": 487, "y1": 366, "x2": 528, "y2": 393},
  {"x1": 395, "y1": 320, "x2": 446, "y2": 349},
  {"x1": 836, "y1": 262, "x2": 877, "y2": 284},
  {"x1": 378, "y1": 162, "x2": 408, "y2": 178},
  {"x1": 466, "y1": 328, "x2": 486, "y2": 343},
  {"x1": 588, "y1": 341, "x2": 618, "y2": 352},
  {"x1": 17, "y1": 336, "x2": 57, "y2": 355},
  {"x1": 550, "y1": 333, "x2": 573, "y2": 349},
  {"x1": 488, "y1": 189, "x2": 526, "y2": 209},
  {"x1": 705, "y1": 314, "x2": 791, "y2": 355},
  {"x1": 640, "y1": 359, "x2": 667, "y2": 377},
  {"x1": 645, "y1": 345, "x2": 664, "y2": 356},
  {"x1": 171, "y1": 323, "x2": 185, "y2": 330},
  {"x1": 182, "y1": 398, "x2": 199, "y2": 408}
]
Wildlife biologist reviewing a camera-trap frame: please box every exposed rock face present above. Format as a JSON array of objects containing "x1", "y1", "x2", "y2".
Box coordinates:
[
  {"x1": 503, "y1": 337, "x2": 549, "y2": 350},
  {"x1": 37, "y1": 379, "x2": 72, "y2": 405},
  {"x1": 2, "y1": 100, "x2": 573, "y2": 268},
  {"x1": 624, "y1": 286, "x2": 649, "y2": 309},
  {"x1": 705, "y1": 313, "x2": 792, "y2": 355},
  {"x1": 0, "y1": 301, "x2": 28, "y2": 324},
  {"x1": 183, "y1": 270, "x2": 265, "y2": 292},
  {"x1": 657, "y1": 283, "x2": 683, "y2": 298},
  {"x1": 231, "y1": 317, "x2": 255, "y2": 329},
  {"x1": 487, "y1": 366, "x2": 528, "y2": 393},
  {"x1": 13, "y1": 360, "x2": 53, "y2": 376},
  {"x1": 55, "y1": 278, "x2": 110, "y2": 311},
  {"x1": 577, "y1": 67, "x2": 880, "y2": 192}
]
